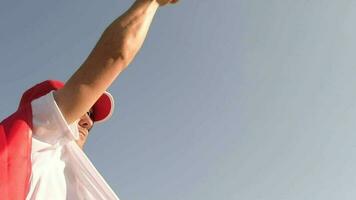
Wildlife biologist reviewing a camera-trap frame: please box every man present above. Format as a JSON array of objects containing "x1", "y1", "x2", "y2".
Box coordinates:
[{"x1": 0, "y1": 0, "x2": 179, "y2": 199}]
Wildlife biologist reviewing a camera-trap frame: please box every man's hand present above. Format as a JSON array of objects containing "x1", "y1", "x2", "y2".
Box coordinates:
[{"x1": 155, "y1": 0, "x2": 179, "y2": 6}]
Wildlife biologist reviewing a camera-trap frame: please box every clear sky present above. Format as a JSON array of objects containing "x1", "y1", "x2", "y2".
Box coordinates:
[{"x1": 1, "y1": 0, "x2": 356, "y2": 199}]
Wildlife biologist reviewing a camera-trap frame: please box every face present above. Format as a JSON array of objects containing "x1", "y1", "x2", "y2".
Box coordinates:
[{"x1": 75, "y1": 109, "x2": 94, "y2": 149}]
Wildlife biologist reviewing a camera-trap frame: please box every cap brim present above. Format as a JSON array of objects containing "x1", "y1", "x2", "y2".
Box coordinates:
[{"x1": 91, "y1": 91, "x2": 115, "y2": 123}]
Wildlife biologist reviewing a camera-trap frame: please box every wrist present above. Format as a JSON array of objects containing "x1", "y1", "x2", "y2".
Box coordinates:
[{"x1": 136, "y1": 0, "x2": 160, "y2": 7}]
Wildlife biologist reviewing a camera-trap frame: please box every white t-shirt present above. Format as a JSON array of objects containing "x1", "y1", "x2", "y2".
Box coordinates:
[{"x1": 25, "y1": 91, "x2": 120, "y2": 200}]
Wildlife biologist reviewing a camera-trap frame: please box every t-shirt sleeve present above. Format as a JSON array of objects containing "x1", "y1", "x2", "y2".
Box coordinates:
[{"x1": 31, "y1": 91, "x2": 80, "y2": 147}]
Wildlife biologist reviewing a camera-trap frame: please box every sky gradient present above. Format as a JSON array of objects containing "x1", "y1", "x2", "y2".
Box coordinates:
[{"x1": 1, "y1": 0, "x2": 356, "y2": 199}]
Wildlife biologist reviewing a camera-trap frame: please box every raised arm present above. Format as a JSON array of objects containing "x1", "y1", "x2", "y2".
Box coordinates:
[{"x1": 54, "y1": 0, "x2": 178, "y2": 124}]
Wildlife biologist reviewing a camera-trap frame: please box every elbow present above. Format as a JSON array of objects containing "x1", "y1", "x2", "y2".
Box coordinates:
[
  {"x1": 110, "y1": 39, "x2": 136, "y2": 68},
  {"x1": 103, "y1": 29, "x2": 137, "y2": 63},
  {"x1": 91, "y1": 23, "x2": 141, "y2": 70},
  {"x1": 114, "y1": 36, "x2": 135, "y2": 59}
]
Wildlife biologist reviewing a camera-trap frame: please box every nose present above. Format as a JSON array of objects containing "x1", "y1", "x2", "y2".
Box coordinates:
[{"x1": 78, "y1": 113, "x2": 94, "y2": 130}]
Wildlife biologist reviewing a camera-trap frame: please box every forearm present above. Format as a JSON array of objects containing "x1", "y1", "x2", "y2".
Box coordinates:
[
  {"x1": 55, "y1": 0, "x2": 161, "y2": 123},
  {"x1": 85, "y1": 0, "x2": 159, "y2": 72}
]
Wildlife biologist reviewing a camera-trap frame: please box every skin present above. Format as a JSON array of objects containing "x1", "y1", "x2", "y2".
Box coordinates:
[
  {"x1": 75, "y1": 110, "x2": 94, "y2": 149},
  {"x1": 55, "y1": 0, "x2": 178, "y2": 149},
  {"x1": 53, "y1": 0, "x2": 178, "y2": 125}
]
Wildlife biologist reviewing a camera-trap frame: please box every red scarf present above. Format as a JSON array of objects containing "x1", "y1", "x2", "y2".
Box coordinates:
[{"x1": 0, "y1": 80, "x2": 64, "y2": 200}]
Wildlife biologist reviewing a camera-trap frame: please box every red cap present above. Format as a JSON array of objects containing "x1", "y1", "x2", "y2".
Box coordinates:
[{"x1": 19, "y1": 80, "x2": 114, "y2": 123}]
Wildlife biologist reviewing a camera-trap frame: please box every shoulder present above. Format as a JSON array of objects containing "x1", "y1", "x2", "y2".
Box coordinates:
[{"x1": 18, "y1": 80, "x2": 64, "y2": 110}]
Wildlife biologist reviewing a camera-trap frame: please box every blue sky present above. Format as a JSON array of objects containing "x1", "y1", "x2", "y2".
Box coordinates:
[{"x1": 2, "y1": 0, "x2": 356, "y2": 199}]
